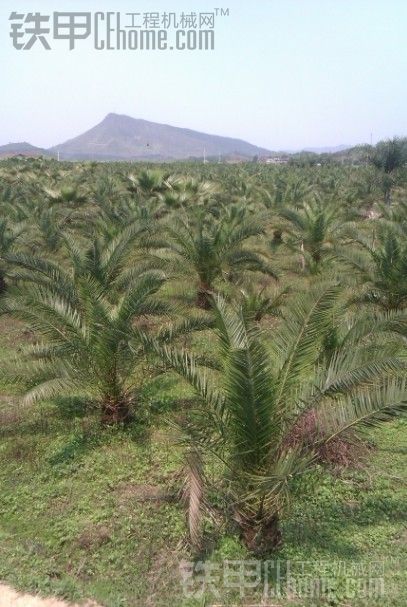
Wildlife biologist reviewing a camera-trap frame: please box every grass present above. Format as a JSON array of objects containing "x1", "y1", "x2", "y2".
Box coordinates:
[{"x1": 0, "y1": 316, "x2": 406, "y2": 607}]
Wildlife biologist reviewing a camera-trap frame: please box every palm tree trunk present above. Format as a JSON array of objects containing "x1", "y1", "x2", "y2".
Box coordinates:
[
  {"x1": 0, "y1": 271, "x2": 6, "y2": 295},
  {"x1": 272, "y1": 229, "x2": 283, "y2": 245},
  {"x1": 101, "y1": 397, "x2": 131, "y2": 425},
  {"x1": 196, "y1": 282, "x2": 212, "y2": 309},
  {"x1": 312, "y1": 249, "x2": 321, "y2": 265},
  {"x1": 239, "y1": 514, "x2": 282, "y2": 554}
]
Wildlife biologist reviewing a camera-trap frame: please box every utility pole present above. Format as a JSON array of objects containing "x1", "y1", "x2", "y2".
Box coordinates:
[{"x1": 203, "y1": 147, "x2": 207, "y2": 164}]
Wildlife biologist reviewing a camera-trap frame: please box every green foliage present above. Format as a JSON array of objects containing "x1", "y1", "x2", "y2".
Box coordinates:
[
  {"x1": 0, "y1": 153, "x2": 406, "y2": 604},
  {"x1": 152, "y1": 290, "x2": 406, "y2": 552}
]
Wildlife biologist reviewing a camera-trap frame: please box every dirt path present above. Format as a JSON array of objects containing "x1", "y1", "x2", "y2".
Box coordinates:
[{"x1": 0, "y1": 584, "x2": 101, "y2": 607}]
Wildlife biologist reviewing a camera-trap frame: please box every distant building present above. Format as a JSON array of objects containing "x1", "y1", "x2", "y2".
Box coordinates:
[{"x1": 258, "y1": 156, "x2": 290, "y2": 165}]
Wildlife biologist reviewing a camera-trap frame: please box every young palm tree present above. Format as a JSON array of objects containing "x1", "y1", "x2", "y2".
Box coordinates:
[
  {"x1": 1, "y1": 219, "x2": 173, "y2": 424},
  {"x1": 153, "y1": 287, "x2": 407, "y2": 553},
  {"x1": 1, "y1": 269, "x2": 168, "y2": 424},
  {"x1": 0, "y1": 218, "x2": 25, "y2": 294},
  {"x1": 343, "y1": 166, "x2": 379, "y2": 218},
  {"x1": 341, "y1": 224, "x2": 407, "y2": 311},
  {"x1": 163, "y1": 209, "x2": 277, "y2": 308},
  {"x1": 89, "y1": 175, "x2": 133, "y2": 231},
  {"x1": 7, "y1": 221, "x2": 155, "y2": 304},
  {"x1": 240, "y1": 285, "x2": 289, "y2": 322},
  {"x1": 31, "y1": 207, "x2": 65, "y2": 254},
  {"x1": 370, "y1": 137, "x2": 407, "y2": 204},
  {"x1": 157, "y1": 176, "x2": 220, "y2": 217},
  {"x1": 278, "y1": 198, "x2": 347, "y2": 273},
  {"x1": 44, "y1": 184, "x2": 87, "y2": 208},
  {"x1": 264, "y1": 172, "x2": 314, "y2": 247},
  {"x1": 128, "y1": 169, "x2": 166, "y2": 196}
]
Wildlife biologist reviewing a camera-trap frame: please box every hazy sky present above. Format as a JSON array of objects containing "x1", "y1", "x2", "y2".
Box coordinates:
[{"x1": 1, "y1": 0, "x2": 406, "y2": 150}]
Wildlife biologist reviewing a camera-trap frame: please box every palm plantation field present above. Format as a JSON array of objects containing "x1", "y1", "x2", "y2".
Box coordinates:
[{"x1": 0, "y1": 150, "x2": 406, "y2": 606}]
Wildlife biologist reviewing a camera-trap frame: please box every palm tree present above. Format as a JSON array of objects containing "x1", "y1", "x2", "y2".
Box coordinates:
[
  {"x1": 343, "y1": 166, "x2": 379, "y2": 218},
  {"x1": 0, "y1": 218, "x2": 25, "y2": 294},
  {"x1": 1, "y1": 219, "x2": 173, "y2": 424},
  {"x1": 31, "y1": 207, "x2": 65, "y2": 254},
  {"x1": 371, "y1": 137, "x2": 406, "y2": 175},
  {"x1": 153, "y1": 287, "x2": 407, "y2": 553},
  {"x1": 162, "y1": 209, "x2": 277, "y2": 308},
  {"x1": 90, "y1": 175, "x2": 131, "y2": 231},
  {"x1": 264, "y1": 172, "x2": 314, "y2": 247},
  {"x1": 128, "y1": 169, "x2": 167, "y2": 203},
  {"x1": 370, "y1": 137, "x2": 407, "y2": 204},
  {"x1": 341, "y1": 224, "x2": 407, "y2": 310},
  {"x1": 44, "y1": 184, "x2": 87, "y2": 208},
  {"x1": 159, "y1": 176, "x2": 220, "y2": 216},
  {"x1": 7, "y1": 220, "x2": 155, "y2": 303},
  {"x1": 240, "y1": 285, "x2": 289, "y2": 322},
  {"x1": 278, "y1": 198, "x2": 347, "y2": 273},
  {"x1": 1, "y1": 269, "x2": 168, "y2": 424}
]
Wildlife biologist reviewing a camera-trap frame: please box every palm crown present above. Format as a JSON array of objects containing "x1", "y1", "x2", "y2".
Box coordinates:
[
  {"x1": 154, "y1": 287, "x2": 407, "y2": 552},
  {"x1": 163, "y1": 208, "x2": 277, "y2": 307}
]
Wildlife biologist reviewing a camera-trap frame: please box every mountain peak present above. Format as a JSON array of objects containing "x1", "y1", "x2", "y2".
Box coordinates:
[
  {"x1": 102, "y1": 112, "x2": 133, "y2": 123},
  {"x1": 49, "y1": 114, "x2": 271, "y2": 161},
  {"x1": 103, "y1": 112, "x2": 147, "y2": 122},
  {"x1": 104, "y1": 112, "x2": 126, "y2": 120}
]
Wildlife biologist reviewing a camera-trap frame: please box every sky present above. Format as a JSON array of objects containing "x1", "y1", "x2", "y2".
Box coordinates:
[{"x1": 1, "y1": 0, "x2": 407, "y2": 151}]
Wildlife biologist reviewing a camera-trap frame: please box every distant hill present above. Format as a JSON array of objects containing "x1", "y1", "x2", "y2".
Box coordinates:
[
  {"x1": 0, "y1": 119, "x2": 366, "y2": 163},
  {"x1": 0, "y1": 142, "x2": 48, "y2": 158},
  {"x1": 49, "y1": 113, "x2": 272, "y2": 161}
]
